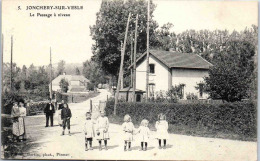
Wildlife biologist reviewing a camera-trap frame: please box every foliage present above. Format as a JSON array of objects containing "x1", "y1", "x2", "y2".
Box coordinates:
[
  {"x1": 82, "y1": 60, "x2": 107, "y2": 87},
  {"x1": 75, "y1": 67, "x2": 81, "y2": 75},
  {"x1": 59, "y1": 78, "x2": 69, "y2": 93},
  {"x1": 56, "y1": 60, "x2": 66, "y2": 76},
  {"x1": 106, "y1": 99, "x2": 256, "y2": 140},
  {"x1": 26, "y1": 102, "x2": 49, "y2": 116},
  {"x1": 87, "y1": 82, "x2": 95, "y2": 91},
  {"x1": 205, "y1": 40, "x2": 255, "y2": 102},
  {"x1": 1, "y1": 90, "x2": 24, "y2": 114},
  {"x1": 154, "y1": 25, "x2": 258, "y2": 58},
  {"x1": 153, "y1": 22, "x2": 176, "y2": 51},
  {"x1": 56, "y1": 92, "x2": 69, "y2": 103},
  {"x1": 90, "y1": 0, "x2": 158, "y2": 76},
  {"x1": 167, "y1": 84, "x2": 185, "y2": 100},
  {"x1": 186, "y1": 93, "x2": 198, "y2": 100}
]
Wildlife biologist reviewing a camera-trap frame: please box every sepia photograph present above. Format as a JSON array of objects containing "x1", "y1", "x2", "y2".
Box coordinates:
[{"x1": 1, "y1": 0, "x2": 258, "y2": 160}]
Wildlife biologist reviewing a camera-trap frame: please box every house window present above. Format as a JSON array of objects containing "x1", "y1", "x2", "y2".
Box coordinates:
[{"x1": 149, "y1": 64, "x2": 155, "y2": 74}]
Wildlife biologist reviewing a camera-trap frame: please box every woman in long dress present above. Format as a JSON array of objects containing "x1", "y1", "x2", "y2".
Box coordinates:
[
  {"x1": 11, "y1": 102, "x2": 25, "y2": 142},
  {"x1": 19, "y1": 102, "x2": 27, "y2": 141}
]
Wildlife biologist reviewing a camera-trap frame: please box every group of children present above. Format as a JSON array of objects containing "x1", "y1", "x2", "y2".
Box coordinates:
[
  {"x1": 84, "y1": 111, "x2": 169, "y2": 151},
  {"x1": 84, "y1": 111, "x2": 109, "y2": 151}
]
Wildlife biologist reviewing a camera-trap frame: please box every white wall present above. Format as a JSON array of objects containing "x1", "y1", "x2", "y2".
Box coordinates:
[
  {"x1": 71, "y1": 80, "x2": 80, "y2": 86},
  {"x1": 136, "y1": 55, "x2": 169, "y2": 96},
  {"x1": 172, "y1": 68, "x2": 209, "y2": 99},
  {"x1": 51, "y1": 85, "x2": 61, "y2": 92}
]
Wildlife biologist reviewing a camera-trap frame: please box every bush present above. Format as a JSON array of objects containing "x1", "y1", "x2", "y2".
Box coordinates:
[
  {"x1": 106, "y1": 99, "x2": 256, "y2": 140},
  {"x1": 56, "y1": 92, "x2": 69, "y2": 103},
  {"x1": 186, "y1": 93, "x2": 198, "y2": 100},
  {"x1": 26, "y1": 102, "x2": 49, "y2": 116},
  {"x1": 2, "y1": 91, "x2": 24, "y2": 114}
]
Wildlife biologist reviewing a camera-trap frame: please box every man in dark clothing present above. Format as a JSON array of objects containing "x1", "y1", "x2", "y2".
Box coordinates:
[
  {"x1": 44, "y1": 99, "x2": 55, "y2": 127},
  {"x1": 61, "y1": 103, "x2": 72, "y2": 135}
]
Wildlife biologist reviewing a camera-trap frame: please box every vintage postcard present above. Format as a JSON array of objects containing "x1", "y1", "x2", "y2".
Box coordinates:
[{"x1": 1, "y1": 0, "x2": 258, "y2": 160}]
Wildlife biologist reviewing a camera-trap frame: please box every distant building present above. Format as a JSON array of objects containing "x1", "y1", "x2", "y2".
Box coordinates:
[
  {"x1": 129, "y1": 50, "x2": 213, "y2": 99},
  {"x1": 49, "y1": 73, "x2": 89, "y2": 93}
]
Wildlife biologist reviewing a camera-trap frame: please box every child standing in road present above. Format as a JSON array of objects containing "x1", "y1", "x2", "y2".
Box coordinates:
[
  {"x1": 96, "y1": 111, "x2": 110, "y2": 150},
  {"x1": 61, "y1": 103, "x2": 72, "y2": 135},
  {"x1": 135, "y1": 119, "x2": 150, "y2": 151},
  {"x1": 84, "y1": 112, "x2": 95, "y2": 151},
  {"x1": 122, "y1": 114, "x2": 135, "y2": 151},
  {"x1": 155, "y1": 113, "x2": 169, "y2": 149}
]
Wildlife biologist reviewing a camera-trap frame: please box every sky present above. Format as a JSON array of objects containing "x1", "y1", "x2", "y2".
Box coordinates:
[{"x1": 2, "y1": 0, "x2": 258, "y2": 67}]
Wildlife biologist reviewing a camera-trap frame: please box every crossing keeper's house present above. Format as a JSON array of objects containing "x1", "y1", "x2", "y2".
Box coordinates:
[{"x1": 129, "y1": 50, "x2": 213, "y2": 99}]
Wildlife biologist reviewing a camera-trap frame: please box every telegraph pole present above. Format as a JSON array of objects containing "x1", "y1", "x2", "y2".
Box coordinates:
[
  {"x1": 132, "y1": 14, "x2": 138, "y2": 102},
  {"x1": 50, "y1": 47, "x2": 52, "y2": 99},
  {"x1": 146, "y1": 0, "x2": 150, "y2": 101},
  {"x1": 10, "y1": 36, "x2": 13, "y2": 91},
  {"x1": 130, "y1": 32, "x2": 133, "y2": 88},
  {"x1": 2, "y1": 34, "x2": 3, "y2": 93},
  {"x1": 114, "y1": 13, "x2": 131, "y2": 115}
]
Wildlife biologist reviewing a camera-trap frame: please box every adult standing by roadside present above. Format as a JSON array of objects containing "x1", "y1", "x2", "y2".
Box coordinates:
[
  {"x1": 11, "y1": 102, "x2": 25, "y2": 142},
  {"x1": 19, "y1": 102, "x2": 27, "y2": 141},
  {"x1": 57, "y1": 100, "x2": 65, "y2": 126},
  {"x1": 44, "y1": 99, "x2": 55, "y2": 127},
  {"x1": 61, "y1": 103, "x2": 72, "y2": 135}
]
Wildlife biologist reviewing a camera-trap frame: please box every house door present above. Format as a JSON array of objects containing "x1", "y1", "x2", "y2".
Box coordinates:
[
  {"x1": 149, "y1": 83, "x2": 155, "y2": 98},
  {"x1": 136, "y1": 94, "x2": 141, "y2": 102}
]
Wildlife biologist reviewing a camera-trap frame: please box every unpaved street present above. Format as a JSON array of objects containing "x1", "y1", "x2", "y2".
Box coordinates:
[{"x1": 15, "y1": 89, "x2": 256, "y2": 160}]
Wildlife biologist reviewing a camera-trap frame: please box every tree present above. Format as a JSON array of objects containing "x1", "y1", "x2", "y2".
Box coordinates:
[
  {"x1": 90, "y1": 0, "x2": 158, "y2": 76},
  {"x1": 57, "y1": 60, "x2": 66, "y2": 76},
  {"x1": 59, "y1": 78, "x2": 69, "y2": 93},
  {"x1": 153, "y1": 23, "x2": 176, "y2": 51},
  {"x1": 82, "y1": 60, "x2": 107, "y2": 88},
  {"x1": 2, "y1": 62, "x2": 21, "y2": 91},
  {"x1": 205, "y1": 40, "x2": 255, "y2": 102},
  {"x1": 75, "y1": 67, "x2": 81, "y2": 75}
]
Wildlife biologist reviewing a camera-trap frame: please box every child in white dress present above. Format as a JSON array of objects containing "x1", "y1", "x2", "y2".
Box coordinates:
[
  {"x1": 84, "y1": 112, "x2": 95, "y2": 151},
  {"x1": 96, "y1": 111, "x2": 110, "y2": 150},
  {"x1": 135, "y1": 119, "x2": 150, "y2": 151},
  {"x1": 122, "y1": 114, "x2": 134, "y2": 151},
  {"x1": 155, "y1": 113, "x2": 169, "y2": 149}
]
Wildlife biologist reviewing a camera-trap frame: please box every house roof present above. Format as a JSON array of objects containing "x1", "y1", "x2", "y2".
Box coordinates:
[
  {"x1": 129, "y1": 50, "x2": 213, "y2": 69},
  {"x1": 119, "y1": 87, "x2": 145, "y2": 93},
  {"x1": 51, "y1": 75, "x2": 89, "y2": 85}
]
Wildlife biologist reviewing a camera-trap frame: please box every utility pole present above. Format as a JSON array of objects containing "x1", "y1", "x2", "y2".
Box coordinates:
[
  {"x1": 130, "y1": 32, "x2": 133, "y2": 88},
  {"x1": 50, "y1": 47, "x2": 52, "y2": 99},
  {"x1": 146, "y1": 0, "x2": 150, "y2": 101},
  {"x1": 114, "y1": 13, "x2": 131, "y2": 115},
  {"x1": 2, "y1": 34, "x2": 3, "y2": 93},
  {"x1": 132, "y1": 14, "x2": 138, "y2": 102},
  {"x1": 10, "y1": 36, "x2": 13, "y2": 91}
]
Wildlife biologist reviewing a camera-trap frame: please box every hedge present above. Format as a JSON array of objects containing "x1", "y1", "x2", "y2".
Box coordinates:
[
  {"x1": 106, "y1": 99, "x2": 256, "y2": 140},
  {"x1": 26, "y1": 102, "x2": 49, "y2": 116}
]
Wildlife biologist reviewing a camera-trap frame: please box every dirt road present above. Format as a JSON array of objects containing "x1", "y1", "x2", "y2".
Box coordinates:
[{"x1": 16, "y1": 89, "x2": 257, "y2": 160}]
